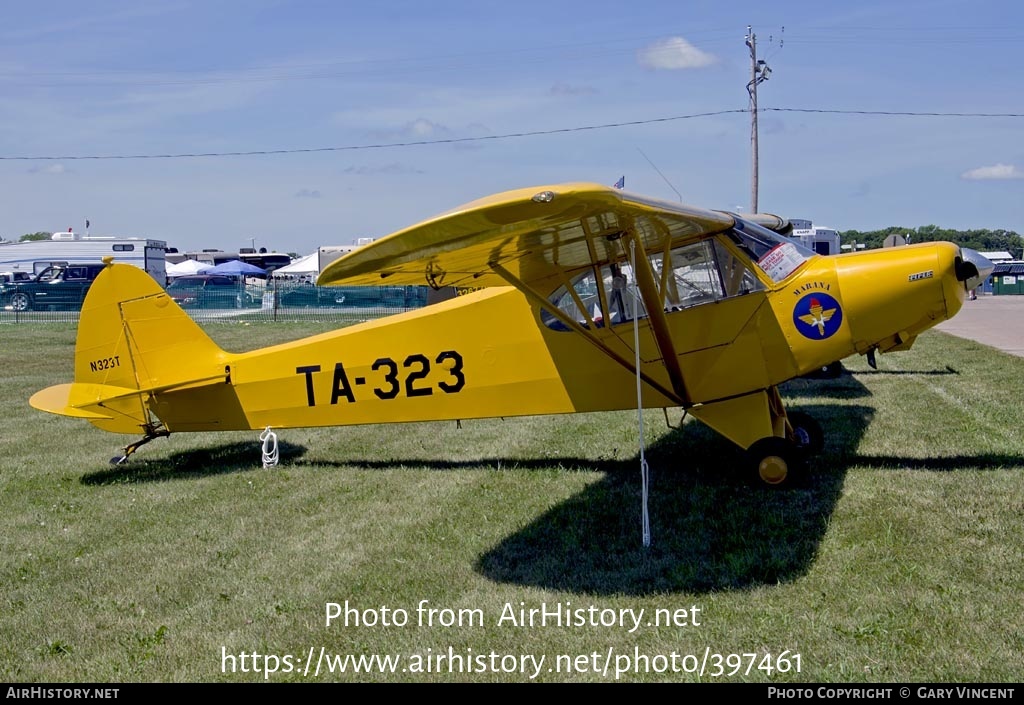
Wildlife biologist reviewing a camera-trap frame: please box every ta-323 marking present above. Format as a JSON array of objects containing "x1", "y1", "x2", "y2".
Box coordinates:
[{"x1": 296, "y1": 350, "x2": 465, "y2": 406}]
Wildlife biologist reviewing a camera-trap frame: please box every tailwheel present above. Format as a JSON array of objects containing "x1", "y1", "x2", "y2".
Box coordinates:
[
  {"x1": 746, "y1": 437, "x2": 806, "y2": 489},
  {"x1": 109, "y1": 426, "x2": 170, "y2": 465}
]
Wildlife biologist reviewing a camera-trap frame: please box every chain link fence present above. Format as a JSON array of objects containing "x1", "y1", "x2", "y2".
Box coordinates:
[{"x1": 0, "y1": 280, "x2": 431, "y2": 325}]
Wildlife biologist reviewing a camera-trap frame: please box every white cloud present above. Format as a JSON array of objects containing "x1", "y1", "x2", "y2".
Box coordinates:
[
  {"x1": 27, "y1": 164, "x2": 67, "y2": 175},
  {"x1": 960, "y1": 163, "x2": 1024, "y2": 180},
  {"x1": 341, "y1": 164, "x2": 425, "y2": 176},
  {"x1": 408, "y1": 118, "x2": 444, "y2": 138},
  {"x1": 637, "y1": 37, "x2": 716, "y2": 70},
  {"x1": 549, "y1": 82, "x2": 597, "y2": 97},
  {"x1": 365, "y1": 118, "x2": 453, "y2": 142}
]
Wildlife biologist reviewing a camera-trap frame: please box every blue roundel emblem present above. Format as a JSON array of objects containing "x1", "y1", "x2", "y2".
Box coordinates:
[{"x1": 793, "y1": 293, "x2": 843, "y2": 340}]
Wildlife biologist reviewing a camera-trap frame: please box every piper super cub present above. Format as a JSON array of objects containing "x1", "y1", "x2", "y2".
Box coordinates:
[{"x1": 30, "y1": 182, "x2": 993, "y2": 487}]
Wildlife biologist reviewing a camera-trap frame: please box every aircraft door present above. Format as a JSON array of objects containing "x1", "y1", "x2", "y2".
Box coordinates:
[
  {"x1": 653, "y1": 238, "x2": 766, "y2": 347},
  {"x1": 541, "y1": 237, "x2": 766, "y2": 355}
]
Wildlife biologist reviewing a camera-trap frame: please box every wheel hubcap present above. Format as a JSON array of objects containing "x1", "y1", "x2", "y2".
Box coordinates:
[{"x1": 758, "y1": 455, "x2": 789, "y2": 485}]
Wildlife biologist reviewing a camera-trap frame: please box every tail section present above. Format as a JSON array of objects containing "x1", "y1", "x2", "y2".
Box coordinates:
[{"x1": 30, "y1": 261, "x2": 229, "y2": 434}]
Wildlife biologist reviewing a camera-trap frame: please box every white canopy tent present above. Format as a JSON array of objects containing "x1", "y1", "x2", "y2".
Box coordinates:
[
  {"x1": 166, "y1": 259, "x2": 211, "y2": 278},
  {"x1": 271, "y1": 252, "x2": 319, "y2": 281}
]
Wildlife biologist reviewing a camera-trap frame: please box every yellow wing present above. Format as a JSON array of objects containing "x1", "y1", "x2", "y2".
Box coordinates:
[{"x1": 316, "y1": 182, "x2": 737, "y2": 290}]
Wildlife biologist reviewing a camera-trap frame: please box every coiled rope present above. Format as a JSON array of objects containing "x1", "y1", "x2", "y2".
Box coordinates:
[{"x1": 260, "y1": 427, "x2": 279, "y2": 468}]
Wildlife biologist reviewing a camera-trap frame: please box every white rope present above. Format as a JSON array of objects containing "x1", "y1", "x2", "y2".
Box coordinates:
[
  {"x1": 629, "y1": 240, "x2": 651, "y2": 548},
  {"x1": 260, "y1": 426, "x2": 279, "y2": 468}
]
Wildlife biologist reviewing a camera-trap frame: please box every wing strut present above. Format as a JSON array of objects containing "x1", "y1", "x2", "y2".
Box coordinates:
[
  {"x1": 621, "y1": 232, "x2": 691, "y2": 404},
  {"x1": 488, "y1": 261, "x2": 687, "y2": 407}
]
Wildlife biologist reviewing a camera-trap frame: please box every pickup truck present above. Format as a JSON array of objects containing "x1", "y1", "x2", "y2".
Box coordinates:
[{"x1": 0, "y1": 262, "x2": 106, "y2": 311}]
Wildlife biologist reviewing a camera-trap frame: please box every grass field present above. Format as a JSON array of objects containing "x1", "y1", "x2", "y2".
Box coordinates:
[{"x1": 1, "y1": 321, "x2": 1022, "y2": 683}]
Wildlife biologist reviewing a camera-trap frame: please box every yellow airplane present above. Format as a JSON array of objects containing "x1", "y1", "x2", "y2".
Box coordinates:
[{"x1": 29, "y1": 182, "x2": 993, "y2": 487}]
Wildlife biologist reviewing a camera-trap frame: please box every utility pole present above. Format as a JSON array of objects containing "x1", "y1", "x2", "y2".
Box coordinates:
[{"x1": 746, "y1": 26, "x2": 772, "y2": 214}]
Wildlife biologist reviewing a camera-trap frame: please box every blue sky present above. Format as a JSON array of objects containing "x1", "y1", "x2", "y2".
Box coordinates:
[{"x1": 1, "y1": 0, "x2": 1020, "y2": 256}]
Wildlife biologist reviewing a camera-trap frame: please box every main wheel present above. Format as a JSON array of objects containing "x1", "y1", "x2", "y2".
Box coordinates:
[
  {"x1": 820, "y1": 361, "x2": 844, "y2": 378},
  {"x1": 787, "y1": 410, "x2": 824, "y2": 455},
  {"x1": 803, "y1": 360, "x2": 843, "y2": 379},
  {"x1": 10, "y1": 292, "x2": 30, "y2": 311},
  {"x1": 746, "y1": 437, "x2": 806, "y2": 488}
]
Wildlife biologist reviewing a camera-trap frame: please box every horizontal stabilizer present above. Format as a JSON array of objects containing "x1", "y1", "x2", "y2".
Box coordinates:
[
  {"x1": 30, "y1": 383, "x2": 118, "y2": 419},
  {"x1": 30, "y1": 382, "x2": 150, "y2": 434}
]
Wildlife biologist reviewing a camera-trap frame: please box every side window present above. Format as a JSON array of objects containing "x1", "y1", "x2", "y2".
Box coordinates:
[
  {"x1": 713, "y1": 240, "x2": 765, "y2": 297},
  {"x1": 542, "y1": 262, "x2": 648, "y2": 330},
  {"x1": 650, "y1": 240, "x2": 724, "y2": 311},
  {"x1": 598, "y1": 261, "x2": 646, "y2": 324},
  {"x1": 543, "y1": 237, "x2": 768, "y2": 332},
  {"x1": 545, "y1": 269, "x2": 603, "y2": 329}
]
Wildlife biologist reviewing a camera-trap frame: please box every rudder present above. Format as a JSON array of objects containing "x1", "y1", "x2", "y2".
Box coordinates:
[{"x1": 30, "y1": 261, "x2": 229, "y2": 434}]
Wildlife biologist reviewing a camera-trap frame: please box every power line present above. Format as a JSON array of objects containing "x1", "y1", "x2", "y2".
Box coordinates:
[
  {"x1": 1, "y1": 107, "x2": 1021, "y2": 162},
  {"x1": 767, "y1": 108, "x2": 1024, "y2": 117}
]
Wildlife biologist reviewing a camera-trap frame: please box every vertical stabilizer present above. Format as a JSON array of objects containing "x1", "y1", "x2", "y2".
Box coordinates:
[{"x1": 30, "y1": 262, "x2": 229, "y2": 434}]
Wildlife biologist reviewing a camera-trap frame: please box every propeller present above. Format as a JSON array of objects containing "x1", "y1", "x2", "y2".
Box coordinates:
[{"x1": 956, "y1": 248, "x2": 995, "y2": 292}]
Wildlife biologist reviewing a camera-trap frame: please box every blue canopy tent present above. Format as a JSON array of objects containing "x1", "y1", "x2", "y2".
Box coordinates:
[{"x1": 202, "y1": 260, "x2": 267, "y2": 277}]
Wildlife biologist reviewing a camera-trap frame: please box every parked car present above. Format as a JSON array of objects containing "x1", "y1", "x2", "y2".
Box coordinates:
[
  {"x1": 0, "y1": 271, "x2": 33, "y2": 285},
  {"x1": 0, "y1": 263, "x2": 106, "y2": 311},
  {"x1": 275, "y1": 283, "x2": 347, "y2": 308},
  {"x1": 272, "y1": 284, "x2": 427, "y2": 309},
  {"x1": 333, "y1": 285, "x2": 427, "y2": 308},
  {"x1": 166, "y1": 275, "x2": 255, "y2": 309}
]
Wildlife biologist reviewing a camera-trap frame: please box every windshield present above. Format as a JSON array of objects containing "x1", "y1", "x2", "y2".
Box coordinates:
[{"x1": 729, "y1": 217, "x2": 815, "y2": 283}]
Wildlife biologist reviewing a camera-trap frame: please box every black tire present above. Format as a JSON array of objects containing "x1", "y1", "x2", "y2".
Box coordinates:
[
  {"x1": 803, "y1": 360, "x2": 843, "y2": 379},
  {"x1": 746, "y1": 437, "x2": 806, "y2": 489},
  {"x1": 787, "y1": 410, "x2": 824, "y2": 455},
  {"x1": 10, "y1": 292, "x2": 30, "y2": 312},
  {"x1": 820, "y1": 361, "x2": 844, "y2": 378}
]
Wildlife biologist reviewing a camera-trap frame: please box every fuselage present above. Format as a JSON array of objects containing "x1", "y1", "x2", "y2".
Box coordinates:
[{"x1": 149, "y1": 239, "x2": 969, "y2": 434}]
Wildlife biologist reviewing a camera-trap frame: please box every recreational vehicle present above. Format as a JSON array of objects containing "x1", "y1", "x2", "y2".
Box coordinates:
[
  {"x1": 0, "y1": 230, "x2": 167, "y2": 283},
  {"x1": 165, "y1": 248, "x2": 292, "y2": 274},
  {"x1": 787, "y1": 219, "x2": 842, "y2": 256}
]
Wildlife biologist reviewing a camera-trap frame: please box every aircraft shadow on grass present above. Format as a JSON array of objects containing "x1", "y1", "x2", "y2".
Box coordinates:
[
  {"x1": 473, "y1": 401, "x2": 873, "y2": 596},
  {"x1": 79, "y1": 440, "x2": 309, "y2": 485},
  {"x1": 77, "y1": 370, "x2": 1016, "y2": 596}
]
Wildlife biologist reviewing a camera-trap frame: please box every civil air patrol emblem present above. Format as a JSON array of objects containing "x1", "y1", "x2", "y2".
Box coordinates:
[{"x1": 794, "y1": 293, "x2": 843, "y2": 340}]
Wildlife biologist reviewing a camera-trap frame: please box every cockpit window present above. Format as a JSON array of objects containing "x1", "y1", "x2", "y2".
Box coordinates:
[
  {"x1": 730, "y1": 218, "x2": 814, "y2": 283},
  {"x1": 651, "y1": 240, "x2": 724, "y2": 311},
  {"x1": 544, "y1": 267, "x2": 635, "y2": 329},
  {"x1": 543, "y1": 235, "x2": 767, "y2": 331}
]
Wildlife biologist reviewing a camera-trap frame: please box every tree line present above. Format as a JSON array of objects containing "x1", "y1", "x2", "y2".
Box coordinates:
[{"x1": 839, "y1": 226, "x2": 1023, "y2": 258}]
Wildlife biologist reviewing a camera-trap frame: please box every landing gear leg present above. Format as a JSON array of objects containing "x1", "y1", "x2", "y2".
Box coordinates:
[
  {"x1": 111, "y1": 425, "x2": 170, "y2": 465},
  {"x1": 787, "y1": 410, "x2": 824, "y2": 455},
  {"x1": 745, "y1": 390, "x2": 824, "y2": 488}
]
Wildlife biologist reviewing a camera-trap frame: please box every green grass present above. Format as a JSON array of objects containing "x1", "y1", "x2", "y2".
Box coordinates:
[{"x1": 1, "y1": 321, "x2": 1022, "y2": 682}]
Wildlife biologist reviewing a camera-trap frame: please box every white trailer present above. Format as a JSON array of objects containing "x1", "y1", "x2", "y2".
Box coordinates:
[
  {"x1": 788, "y1": 221, "x2": 841, "y2": 256},
  {"x1": 0, "y1": 231, "x2": 167, "y2": 283}
]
